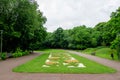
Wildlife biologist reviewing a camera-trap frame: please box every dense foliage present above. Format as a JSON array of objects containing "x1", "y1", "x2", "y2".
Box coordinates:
[
  {"x1": 44, "y1": 26, "x2": 101, "y2": 50},
  {"x1": 0, "y1": 0, "x2": 47, "y2": 52}
]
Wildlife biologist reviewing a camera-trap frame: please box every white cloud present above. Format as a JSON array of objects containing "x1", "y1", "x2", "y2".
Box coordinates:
[{"x1": 36, "y1": 0, "x2": 120, "y2": 32}]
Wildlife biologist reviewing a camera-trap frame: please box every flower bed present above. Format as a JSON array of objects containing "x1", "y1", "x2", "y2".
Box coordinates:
[
  {"x1": 45, "y1": 61, "x2": 58, "y2": 65},
  {"x1": 42, "y1": 53, "x2": 86, "y2": 68},
  {"x1": 48, "y1": 57, "x2": 60, "y2": 60},
  {"x1": 64, "y1": 59, "x2": 79, "y2": 63}
]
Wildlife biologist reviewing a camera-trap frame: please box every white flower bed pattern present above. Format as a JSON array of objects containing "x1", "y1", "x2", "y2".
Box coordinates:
[{"x1": 42, "y1": 53, "x2": 86, "y2": 68}]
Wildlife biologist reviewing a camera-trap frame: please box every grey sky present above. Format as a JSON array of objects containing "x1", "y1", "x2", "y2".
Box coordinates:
[{"x1": 36, "y1": 0, "x2": 120, "y2": 32}]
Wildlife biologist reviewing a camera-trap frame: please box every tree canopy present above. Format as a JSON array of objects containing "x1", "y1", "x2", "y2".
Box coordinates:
[{"x1": 0, "y1": 0, "x2": 47, "y2": 52}]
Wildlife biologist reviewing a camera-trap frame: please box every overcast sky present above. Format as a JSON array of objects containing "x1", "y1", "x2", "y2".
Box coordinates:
[{"x1": 36, "y1": 0, "x2": 120, "y2": 32}]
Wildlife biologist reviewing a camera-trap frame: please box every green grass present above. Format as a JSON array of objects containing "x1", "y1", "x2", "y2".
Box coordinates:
[
  {"x1": 13, "y1": 49, "x2": 116, "y2": 74},
  {"x1": 82, "y1": 46, "x2": 118, "y2": 60}
]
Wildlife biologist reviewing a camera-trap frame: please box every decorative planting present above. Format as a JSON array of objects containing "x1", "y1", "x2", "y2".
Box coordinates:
[{"x1": 42, "y1": 53, "x2": 86, "y2": 68}]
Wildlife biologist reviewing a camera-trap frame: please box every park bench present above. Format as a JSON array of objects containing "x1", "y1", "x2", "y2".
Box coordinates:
[{"x1": 6, "y1": 53, "x2": 13, "y2": 58}]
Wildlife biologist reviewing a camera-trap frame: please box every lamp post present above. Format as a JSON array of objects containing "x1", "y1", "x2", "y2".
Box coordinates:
[{"x1": 0, "y1": 30, "x2": 3, "y2": 56}]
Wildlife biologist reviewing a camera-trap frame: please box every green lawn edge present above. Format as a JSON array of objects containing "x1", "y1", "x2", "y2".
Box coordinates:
[{"x1": 81, "y1": 47, "x2": 119, "y2": 61}]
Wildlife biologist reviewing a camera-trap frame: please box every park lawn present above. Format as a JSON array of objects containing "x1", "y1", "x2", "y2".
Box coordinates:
[
  {"x1": 13, "y1": 49, "x2": 116, "y2": 74},
  {"x1": 82, "y1": 46, "x2": 118, "y2": 61}
]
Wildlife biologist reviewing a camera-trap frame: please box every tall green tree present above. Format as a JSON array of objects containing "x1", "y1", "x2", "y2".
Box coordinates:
[
  {"x1": 109, "y1": 7, "x2": 120, "y2": 60},
  {"x1": 111, "y1": 34, "x2": 120, "y2": 60},
  {"x1": 104, "y1": 7, "x2": 120, "y2": 46},
  {"x1": 68, "y1": 25, "x2": 92, "y2": 49},
  {"x1": 52, "y1": 27, "x2": 64, "y2": 48},
  {"x1": 0, "y1": 0, "x2": 47, "y2": 52},
  {"x1": 0, "y1": 0, "x2": 19, "y2": 52}
]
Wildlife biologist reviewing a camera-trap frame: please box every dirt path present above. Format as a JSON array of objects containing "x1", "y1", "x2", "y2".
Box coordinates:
[{"x1": 0, "y1": 51, "x2": 120, "y2": 80}]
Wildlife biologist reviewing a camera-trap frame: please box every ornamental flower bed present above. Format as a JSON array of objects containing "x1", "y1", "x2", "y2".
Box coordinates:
[
  {"x1": 45, "y1": 61, "x2": 58, "y2": 65},
  {"x1": 42, "y1": 53, "x2": 86, "y2": 68},
  {"x1": 64, "y1": 59, "x2": 79, "y2": 66},
  {"x1": 48, "y1": 57, "x2": 60, "y2": 60},
  {"x1": 64, "y1": 59, "x2": 79, "y2": 63}
]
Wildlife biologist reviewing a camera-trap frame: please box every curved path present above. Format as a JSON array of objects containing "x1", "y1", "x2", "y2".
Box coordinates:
[{"x1": 0, "y1": 51, "x2": 120, "y2": 80}]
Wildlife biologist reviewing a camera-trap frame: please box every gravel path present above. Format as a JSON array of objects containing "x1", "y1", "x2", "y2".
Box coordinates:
[{"x1": 0, "y1": 51, "x2": 120, "y2": 80}]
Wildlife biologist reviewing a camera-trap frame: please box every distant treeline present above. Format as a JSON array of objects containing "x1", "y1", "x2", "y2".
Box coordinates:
[{"x1": 43, "y1": 7, "x2": 120, "y2": 51}]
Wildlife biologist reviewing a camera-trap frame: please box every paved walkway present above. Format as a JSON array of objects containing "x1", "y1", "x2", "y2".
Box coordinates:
[{"x1": 0, "y1": 51, "x2": 120, "y2": 80}]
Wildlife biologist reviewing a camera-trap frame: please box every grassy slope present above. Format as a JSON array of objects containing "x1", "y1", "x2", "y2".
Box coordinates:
[
  {"x1": 82, "y1": 46, "x2": 118, "y2": 60},
  {"x1": 13, "y1": 49, "x2": 116, "y2": 74}
]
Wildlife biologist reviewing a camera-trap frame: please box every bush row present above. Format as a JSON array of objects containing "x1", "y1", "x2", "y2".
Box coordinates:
[{"x1": 0, "y1": 48, "x2": 30, "y2": 60}]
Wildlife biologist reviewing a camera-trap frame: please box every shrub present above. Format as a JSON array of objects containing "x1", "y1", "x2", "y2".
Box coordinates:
[
  {"x1": 12, "y1": 53, "x2": 21, "y2": 58},
  {"x1": 1, "y1": 53, "x2": 7, "y2": 60},
  {"x1": 12, "y1": 48, "x2": 29, "y2": 58},
  {"x1": 23, "y1": 50, "x2": 29, "y2": 55}
]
